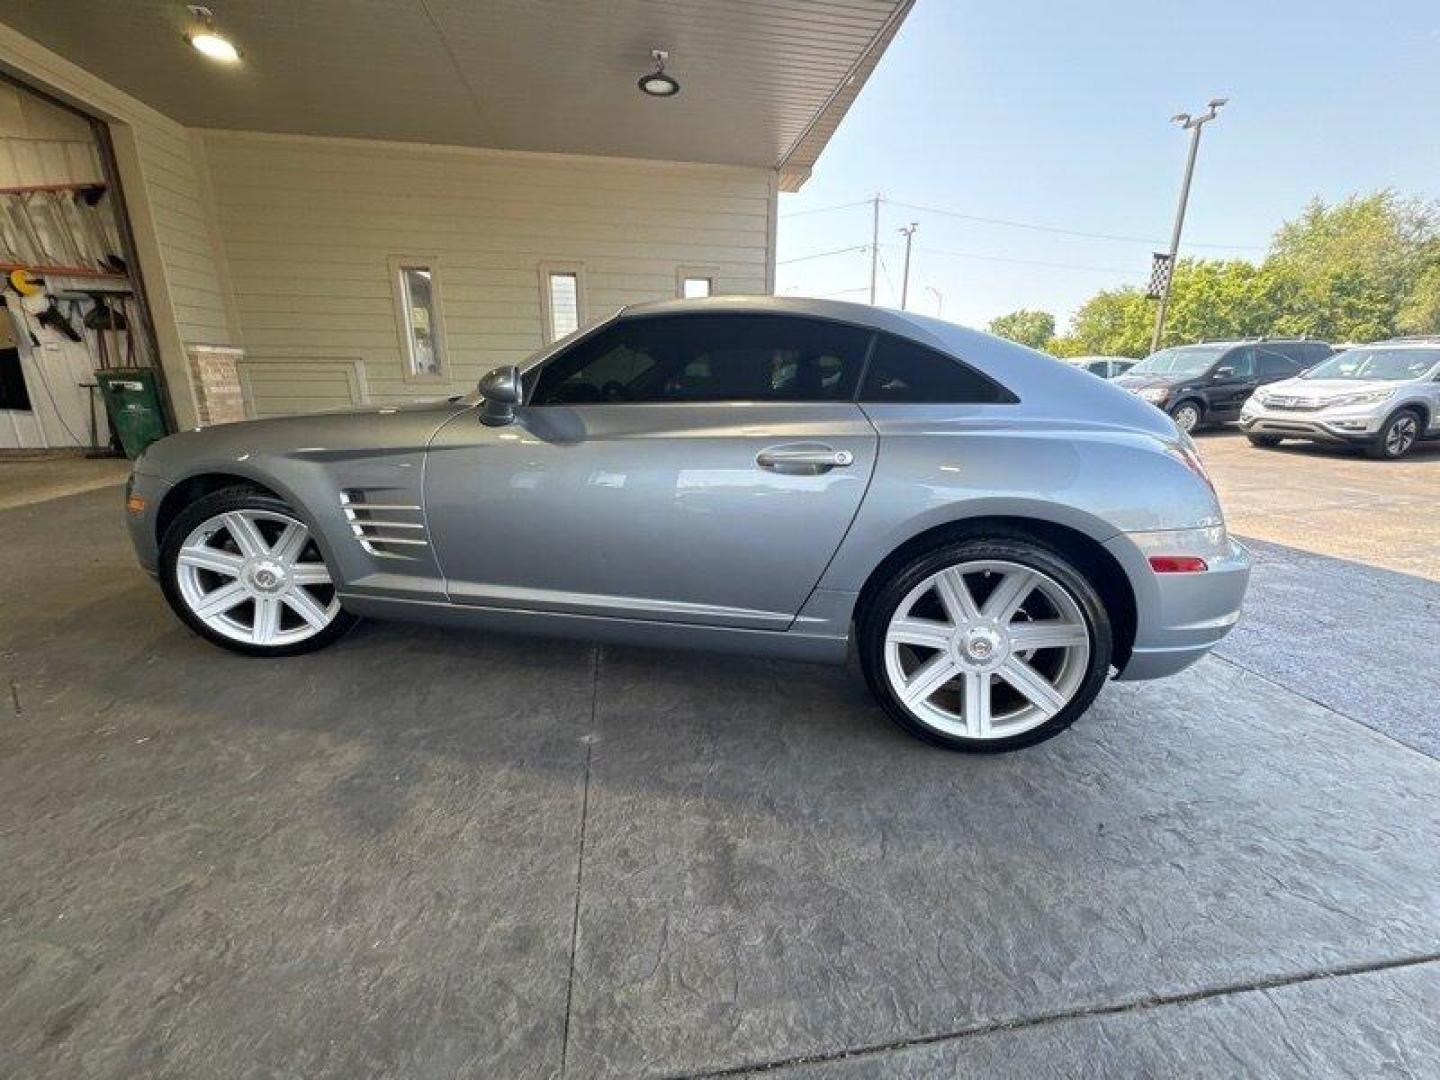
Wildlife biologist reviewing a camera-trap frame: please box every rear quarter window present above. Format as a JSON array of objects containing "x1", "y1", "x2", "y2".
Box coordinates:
[{"x1": 861, "y1": 335, "x2": 1017, "y2": 404}]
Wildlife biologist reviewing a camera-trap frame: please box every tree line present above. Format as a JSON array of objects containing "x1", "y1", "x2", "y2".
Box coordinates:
[{"x1": 985, "y1": 191, "x2": 1440, "y2": 357}]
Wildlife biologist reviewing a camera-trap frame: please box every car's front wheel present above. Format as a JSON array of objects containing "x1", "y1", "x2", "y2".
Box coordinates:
[
  {"x1": 1169, "y1": 400, "x2": 1202, "y2": 433},
  {"x1": 1367, "y1": 409, "x2": 1421, "y2": 460},
  {"x1": 159, "y1": 487, "x2": 357, "y2": 656},
  {"x1": 859, "y1": 538, "x2": 1113, "y2": 752}
]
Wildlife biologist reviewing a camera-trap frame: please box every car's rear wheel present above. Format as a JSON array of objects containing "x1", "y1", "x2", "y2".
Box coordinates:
[
  {"x1": 1247, "y1": 435, "x2": 1282, "y2": 448},
  {"x1": 1169, "y1": 400, "x2": 1202, "y2": 433},
  {"x1": 859, "y1": 538, "x2": 1113, "y2": 752},
  {"x1": 1367, "y1": 409, "x2": 1421, "y2": 460},
  {"x1": 159, "y1": 488, "x2": 357, "y2": 656}
]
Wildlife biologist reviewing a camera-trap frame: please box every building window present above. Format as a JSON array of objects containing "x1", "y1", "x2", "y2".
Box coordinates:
[
  {"x1": 548, "y1": 273, "x2": 580, "y2": 338},
  {"x1": 539, "y1": 263, "x2": 587, "y2": 343},
  {"x1": 677, "y1": 267, "x2": 718, "y2": 299},
  {"x1": 391, "y1": 258, "x2": 445, "y2": 379}
]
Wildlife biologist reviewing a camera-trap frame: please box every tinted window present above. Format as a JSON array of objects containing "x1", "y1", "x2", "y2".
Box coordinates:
[
  {"x1": 530, "y1": 314, "x2": 871, "y2": 405},
  {"x1": 1085, "y1": 360, "x2": 1109, "y2": 375},
  {"x1": 1257, "y1": 350, "x2": 1297, "y2": 377},
  {"x1": 1220, "y1": 349, "x2": 1255, "y2": 377},
  {"x1": 861, "y1": 335, "x2": 1015, "y2": 404}
]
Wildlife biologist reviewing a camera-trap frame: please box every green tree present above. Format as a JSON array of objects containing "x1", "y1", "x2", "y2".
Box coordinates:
[
  {"x1": 1397, "y1": 263, "x2": 1440, "y2": 335},
  {"x1": 1053, "y1": 190, "x2": 1440, "y2": 355},
  {"x1": 1264, "y1": 191, "x2": 1438, "y2": 341},
  {"x1": 987, "y1": 308, "x2": 1056, "y2": 349},
  {"x1": 1062, "y1": 287, "x2": 1153, "y2": 357}
]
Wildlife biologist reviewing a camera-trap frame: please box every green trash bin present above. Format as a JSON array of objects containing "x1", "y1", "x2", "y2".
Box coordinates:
[{"x1": 96, "y1": 367, "x2": 169, "y2": 459}]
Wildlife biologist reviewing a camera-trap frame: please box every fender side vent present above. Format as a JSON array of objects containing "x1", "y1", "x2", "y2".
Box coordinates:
[{"x1": 340, "y1": 490, "x2": 428, "y2": 559}]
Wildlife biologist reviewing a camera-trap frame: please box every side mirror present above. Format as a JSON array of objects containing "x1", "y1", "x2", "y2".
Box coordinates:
[
  {"x1": 1213, "y1": 366, "x2": 1235, "y2": 379},
  {"x1": 478, "y1": 365, "x2": 521, "y2": 427}
]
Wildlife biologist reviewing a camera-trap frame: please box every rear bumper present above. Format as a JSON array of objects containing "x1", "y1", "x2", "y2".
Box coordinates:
[{"x1": 1106, "y1": 527, "x2": 1251, "y2": 682}]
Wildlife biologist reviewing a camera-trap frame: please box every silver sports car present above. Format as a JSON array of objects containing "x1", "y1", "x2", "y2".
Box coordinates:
[{"x1": 125, "y1": 297, "x2": 1250, "y2": 751}]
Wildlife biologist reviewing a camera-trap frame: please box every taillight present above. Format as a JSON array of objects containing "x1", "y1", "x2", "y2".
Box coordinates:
[{"x1": 1149, "y1": 555, "x2": 1208, "y2": 574}]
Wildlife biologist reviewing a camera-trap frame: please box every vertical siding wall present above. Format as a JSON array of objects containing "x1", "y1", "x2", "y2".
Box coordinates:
[{"x1": 200, "y1": 131, "x2": 773, "y2": 409}]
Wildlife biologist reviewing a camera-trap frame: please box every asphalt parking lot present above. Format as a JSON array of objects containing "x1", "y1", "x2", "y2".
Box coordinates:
[{"x1": 2, "y1": 442, "x2": 1437, "y2": 1078}]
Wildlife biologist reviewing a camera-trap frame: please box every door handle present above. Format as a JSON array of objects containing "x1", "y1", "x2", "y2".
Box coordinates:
[{"x1": 756, "y1": 446, "x2": 854, "y2": 471}]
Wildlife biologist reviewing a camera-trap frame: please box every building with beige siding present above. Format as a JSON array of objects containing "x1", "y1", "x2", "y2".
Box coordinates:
[{"x1": 0, "y1": 2, "x2": 910, "y2": 446}]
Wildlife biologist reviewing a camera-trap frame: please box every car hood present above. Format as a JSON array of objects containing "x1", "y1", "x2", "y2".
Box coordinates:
[
  {"x1": 136, "y1": 398, "x2": 470, "y2": 480},
  {"x1": 1269, "y1": 378, "x2": 1404, "y2": 398},
  {"x1": 1112, "y1": 373, "x2": 1182, "y2": 391}
]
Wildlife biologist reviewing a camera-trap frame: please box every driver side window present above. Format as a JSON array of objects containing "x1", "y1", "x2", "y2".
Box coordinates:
[
  {"x1": 1223, "y1": 349, "x2": 1255, "y2": 377},
  {"x1": 530, "y1": 314, "x2": 871, "y2": 405}
]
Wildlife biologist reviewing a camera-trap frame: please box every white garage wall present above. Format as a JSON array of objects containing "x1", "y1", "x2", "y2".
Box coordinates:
[{"x1": 199, "y1": 130, "x2": 775, "y2": 409}]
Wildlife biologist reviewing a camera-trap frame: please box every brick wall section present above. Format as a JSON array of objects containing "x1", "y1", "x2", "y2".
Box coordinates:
[{"x1": 187, "y1": 345, "x2": 247, "y2": 426}]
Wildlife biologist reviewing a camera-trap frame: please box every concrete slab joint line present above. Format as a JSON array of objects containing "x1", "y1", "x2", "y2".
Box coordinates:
[
  {"x1": 662, "y1": 953, "x2": 1440, "y2": 1079},
  {"x1": 1212, "y1": 652, "x2": 1440, "y2": 765},
  {"x1": 561, "y1": 644, "x2": 602, "y2": 1078}
]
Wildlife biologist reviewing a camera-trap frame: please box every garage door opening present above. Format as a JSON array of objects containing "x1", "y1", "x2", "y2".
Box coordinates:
[{"x1": 0, "y1": 73, "x2": 162, "y2": 453}]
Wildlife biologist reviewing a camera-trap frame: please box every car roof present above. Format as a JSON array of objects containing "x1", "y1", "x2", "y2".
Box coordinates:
[
  {"x1": 1368, "y1": 337, "x2": 1440, "y2": 348},
  {"x1": 618, "y1": 295, "x2": 954, "y2": 343}
]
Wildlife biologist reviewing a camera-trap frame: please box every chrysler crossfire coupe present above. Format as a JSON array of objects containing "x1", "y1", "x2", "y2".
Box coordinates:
[{"x1": 125, "y1": 297, "x2": 1250, "y2": 751}]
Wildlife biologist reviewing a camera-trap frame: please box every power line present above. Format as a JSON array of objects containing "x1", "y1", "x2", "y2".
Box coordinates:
[
  {"x1": 778, "y1": 198, "x2": 872, "y2": 219},
  {"x1": 884, "y1": 197, "x2": 1265, "y2": 251},
  {"x1": 776, "y1": 244, "x2": 868, "y2": 266},
  {"x1": 908, "y1": 244, "x2": 1139, "y2": 276}
]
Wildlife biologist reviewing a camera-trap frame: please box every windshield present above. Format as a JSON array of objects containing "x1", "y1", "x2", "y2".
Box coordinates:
[
  {"x1": 1301, "y1": 347, "x2": 1440, "y2": 382},
  {"x1": 1128, "y1": 345, "x2": 1225, "y2": 376}
]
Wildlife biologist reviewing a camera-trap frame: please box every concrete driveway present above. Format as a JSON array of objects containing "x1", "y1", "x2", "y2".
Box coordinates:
[{"x1": 1, "y1": 458, "x2": 1437, "y2": 1078}]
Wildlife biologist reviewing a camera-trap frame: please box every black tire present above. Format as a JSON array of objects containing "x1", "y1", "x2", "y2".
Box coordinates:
[
  {"x1": 858, "y1": 537, "x2": 1113, "y2": 753},
  {"x1": 159, "y1": 486, "x2": 358, "y2": 656},
  {"x1": 1169, "y1": 399, "x2": 1203, "y2": 434},
  {"x1": 1366, "y1": 409, "x2": 1422, "y2": 460},
  {"x1": 1247, "y1": 435, "x2": 1282, "y2": 448}
]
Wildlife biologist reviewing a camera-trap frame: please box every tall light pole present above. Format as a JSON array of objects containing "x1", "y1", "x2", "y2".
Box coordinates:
[
  {"x1": 897, "y1": 221, "x2": 918, "y2": 309},
  {"x1": 1150, "y1": 98, "x2": 1227, "y2": 353},
  {"x1": 868, "y1": 193, "x2": 881, "y2": 305},
  {"x1": 925, "y1": 285, "x2": 944, "y2": 317}
]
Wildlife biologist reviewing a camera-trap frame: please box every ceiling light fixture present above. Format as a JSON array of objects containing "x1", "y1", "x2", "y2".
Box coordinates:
[
  {"x1": 185, "y1": 5, "x2": 241, "y2": 63},
  {"x1": 638, "y1": 50, "x2": 679, "y2": 97}
]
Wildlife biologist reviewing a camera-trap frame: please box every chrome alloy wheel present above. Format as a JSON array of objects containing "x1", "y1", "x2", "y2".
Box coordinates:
[
  {"x1": 174, "y1": 509, "x2": 340, "y2": 647},
  {"x1": 1386, "y1": 414, "x2": 1418, "y2": 457},
  {"x1": 1171, "y1": 402, "x2": 1200, "y2": 433},
  {"x1": 883, "y1": 559, "x2": 1091, "y2": 741}
]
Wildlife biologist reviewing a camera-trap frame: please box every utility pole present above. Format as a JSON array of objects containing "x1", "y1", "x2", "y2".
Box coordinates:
[
  {"x1": 925, "y1": 285, "x2": 943, "y2": 317},
  {"x1": 1150, "y1": 98, "x2": 1227, "y2": 353},
  {"x1": 868, "y1": 193, "x2": 881, "y2": 305},
  {"x1": 897, "y1": 221, "x2": 918, "y2": 309}
]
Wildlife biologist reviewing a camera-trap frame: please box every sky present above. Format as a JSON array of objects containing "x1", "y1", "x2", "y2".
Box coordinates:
[{"x1": 776, "y1": 0, "x2": 1440, "y2": 331}]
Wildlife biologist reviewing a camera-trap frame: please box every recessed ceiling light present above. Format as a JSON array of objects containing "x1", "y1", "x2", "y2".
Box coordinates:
[
  {"x1": 638, "y1": 49, "x2": 679, "y2": 97},
  {"x1": 185, "y1": 5, "x2": 241, "y2": 63}
]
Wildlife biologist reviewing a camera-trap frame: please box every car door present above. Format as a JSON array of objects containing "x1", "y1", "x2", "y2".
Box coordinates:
[
  {"x1": 423, "y1": 312, "x2": 879, "y2": 630},
  {"x1": 1206, "y1": 348, "x2": 1258, "y2": 418}
]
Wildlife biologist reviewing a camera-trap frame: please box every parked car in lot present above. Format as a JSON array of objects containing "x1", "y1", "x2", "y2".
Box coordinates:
[
  {"x1": 124, "y1": 298, "x2": 1250, "y2": 752},
  {"x1": 1064, "y1": 355, "x2": 1135, "y2": 379},
  {"x1": 1114, "y1": 339, "x2": 1333, "y2": 432},
  {"x1": 1240, "y1": 339, "x2": 1440, "y2": 459}
]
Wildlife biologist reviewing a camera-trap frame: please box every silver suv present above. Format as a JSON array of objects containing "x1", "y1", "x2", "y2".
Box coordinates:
[{"x1": 1240, "y1": 339, "x2": 1440, "y2": 459}]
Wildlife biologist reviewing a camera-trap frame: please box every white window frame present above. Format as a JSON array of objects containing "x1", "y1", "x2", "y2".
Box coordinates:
[
  {"x1": 676, "y1": 266, "x2": 719, "y2": 299},
  {"x1": 539, "y1": 261, "x2": 588, "y2": 344},
  {"x1": 389, "y1": 255, "x2": 448, "y2": 384}
]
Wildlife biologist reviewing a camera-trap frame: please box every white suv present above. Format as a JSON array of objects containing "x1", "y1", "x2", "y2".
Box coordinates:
[{"x1": 1240, "y1": 340, "x2": 1440, "y2": 459}]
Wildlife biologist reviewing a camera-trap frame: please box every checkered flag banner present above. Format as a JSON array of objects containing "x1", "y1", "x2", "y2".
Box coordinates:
[{"x1": 1147, "y1": 253, "x2": 1174, "y2": 300}]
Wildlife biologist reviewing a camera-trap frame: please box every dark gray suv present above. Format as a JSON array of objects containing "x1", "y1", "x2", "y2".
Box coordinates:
[{"x1": 1113, "y1": 339, "x2": 1333, "y2": 432}]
